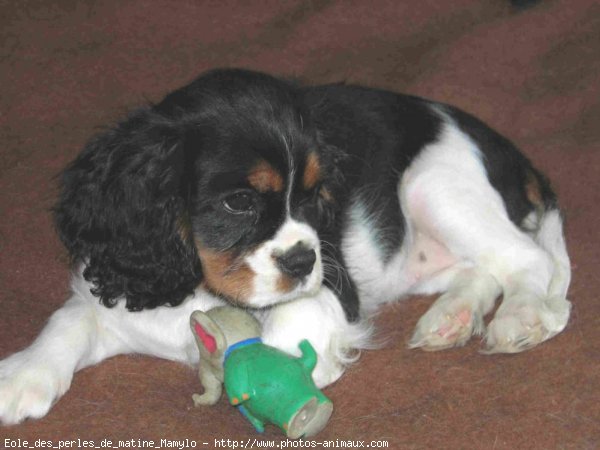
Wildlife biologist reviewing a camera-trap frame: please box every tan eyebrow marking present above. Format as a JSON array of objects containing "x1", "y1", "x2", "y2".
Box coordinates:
[
  {"x1": 247, "y1": 159, "x2": 284, "y2": 193},
  {"x1": 302, "y1": 152, "x2": 322, "y2": 190}
]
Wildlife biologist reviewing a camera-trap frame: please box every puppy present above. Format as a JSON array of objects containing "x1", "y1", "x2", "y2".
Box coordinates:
[{"x1": 0, "y1": 69, "x2": 571, "y2": 425}]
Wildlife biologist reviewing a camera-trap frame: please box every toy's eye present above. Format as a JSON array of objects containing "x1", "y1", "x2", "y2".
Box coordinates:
[{"x1": 223, "y1": 191, "x2": 255, "y2": 214}]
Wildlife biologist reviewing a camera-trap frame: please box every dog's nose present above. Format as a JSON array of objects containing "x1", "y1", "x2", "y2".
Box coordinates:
[{"x1": 275, "y1": 243, "x2": 316, "y2": 279}]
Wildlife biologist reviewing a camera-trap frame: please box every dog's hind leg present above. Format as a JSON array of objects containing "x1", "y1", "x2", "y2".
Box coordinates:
[
  {"x1": 402, "y1": 123, "x2": 571, "y2": 353},
  {"x1": 409, "y1": 266, "x2": 502, "y2": 350}
]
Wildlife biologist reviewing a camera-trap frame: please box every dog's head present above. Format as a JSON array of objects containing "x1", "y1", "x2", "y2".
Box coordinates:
[{"x1": 55, "y1": 69, "x2": 344, "y2": 310}]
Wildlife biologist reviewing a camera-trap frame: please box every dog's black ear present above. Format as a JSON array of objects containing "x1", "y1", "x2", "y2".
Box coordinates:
[{"x1": 54, "y1": 108, "x2": 202, "y2": 311}]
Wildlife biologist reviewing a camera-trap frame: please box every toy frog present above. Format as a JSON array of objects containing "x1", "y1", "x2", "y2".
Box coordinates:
[{"x1": 190, "y1": 306, "x2": 333, "y2": 439}]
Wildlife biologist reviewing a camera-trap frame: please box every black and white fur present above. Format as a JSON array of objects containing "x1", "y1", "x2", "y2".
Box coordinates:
[{"x1": 0, "y1": 69, "x2": 571, "y2": 425}]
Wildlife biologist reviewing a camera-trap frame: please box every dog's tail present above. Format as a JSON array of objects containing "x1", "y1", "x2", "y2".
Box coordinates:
[
  {"x1": 525, "y1": 207, "x2": 572, "y2": 338},
  {"x1": 534, "y1": 209, "x2": 571, "y2": 301}
]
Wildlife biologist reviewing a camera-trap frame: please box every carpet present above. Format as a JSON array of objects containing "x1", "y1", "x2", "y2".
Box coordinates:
[{"x1": 1, "y1": 0, "x2": 598, "y2": 447}]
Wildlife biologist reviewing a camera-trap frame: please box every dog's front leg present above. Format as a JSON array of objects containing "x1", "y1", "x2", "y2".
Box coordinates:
[
  {"x1": 0, "y1": 286, "x2": 115, "y2": 425},
  {"x1": 0, "y1": 273, "x2": 223, "y2": 425}
]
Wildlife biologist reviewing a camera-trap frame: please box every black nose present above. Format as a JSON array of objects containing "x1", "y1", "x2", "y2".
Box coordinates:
[{"x1": 275, "y1": 243, "x2": 316, "y2": 279}]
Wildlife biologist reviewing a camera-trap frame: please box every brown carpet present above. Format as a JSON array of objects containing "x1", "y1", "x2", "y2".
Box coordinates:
[{"x1": 1, "y1": 0, "x2": 598, "y2": 447}]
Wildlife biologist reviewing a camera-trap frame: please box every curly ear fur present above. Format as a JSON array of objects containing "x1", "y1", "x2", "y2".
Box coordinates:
[
  {"x1": 54, "y1": 108, "x2": 202, "y2": 311},
  {"x1": 312, "y1": 139, "x2": 360, "y2": 321}
]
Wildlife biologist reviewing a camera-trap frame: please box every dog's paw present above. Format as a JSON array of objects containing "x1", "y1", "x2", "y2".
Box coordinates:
[
  {"x1": 310, "y1": 354, "x2": 345, "y2": 389},
  {"x1": 0, "y1": 354, "x2": 70, "y2": 425},
  {"x1": 482, "y1": 296, "x2": 571, "y2": 354},
  {"x1": 259, "y1": 286, "x2": 369, "y2": 388},
  {"x1": 410, "y1": 304, "x2": 484, "y2": 351}
]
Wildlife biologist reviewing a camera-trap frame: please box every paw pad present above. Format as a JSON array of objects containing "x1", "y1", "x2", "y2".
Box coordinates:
[{"x1": 410, "y1": 308, "x2": 480, "y2": 351}]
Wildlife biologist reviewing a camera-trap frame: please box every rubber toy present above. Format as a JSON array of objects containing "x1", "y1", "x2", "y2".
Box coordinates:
[{"x1": 190, "y1": 306, "x2": 333, "y2": 439}]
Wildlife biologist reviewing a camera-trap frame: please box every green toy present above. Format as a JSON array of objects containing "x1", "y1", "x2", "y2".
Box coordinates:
[{"x1": 190, "y1": 306, "x2": 333, "y2": 439}]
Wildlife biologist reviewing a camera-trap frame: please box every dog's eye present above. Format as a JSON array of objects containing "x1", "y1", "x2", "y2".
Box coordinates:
[{"x1": 223, "y1": 191, "x2": 255, "y2": 214}]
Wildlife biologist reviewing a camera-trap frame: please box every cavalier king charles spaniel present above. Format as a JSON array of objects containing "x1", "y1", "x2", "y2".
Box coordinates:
[{"x1": 0, "y1": 69, "x2": 571, "y2": 424}]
